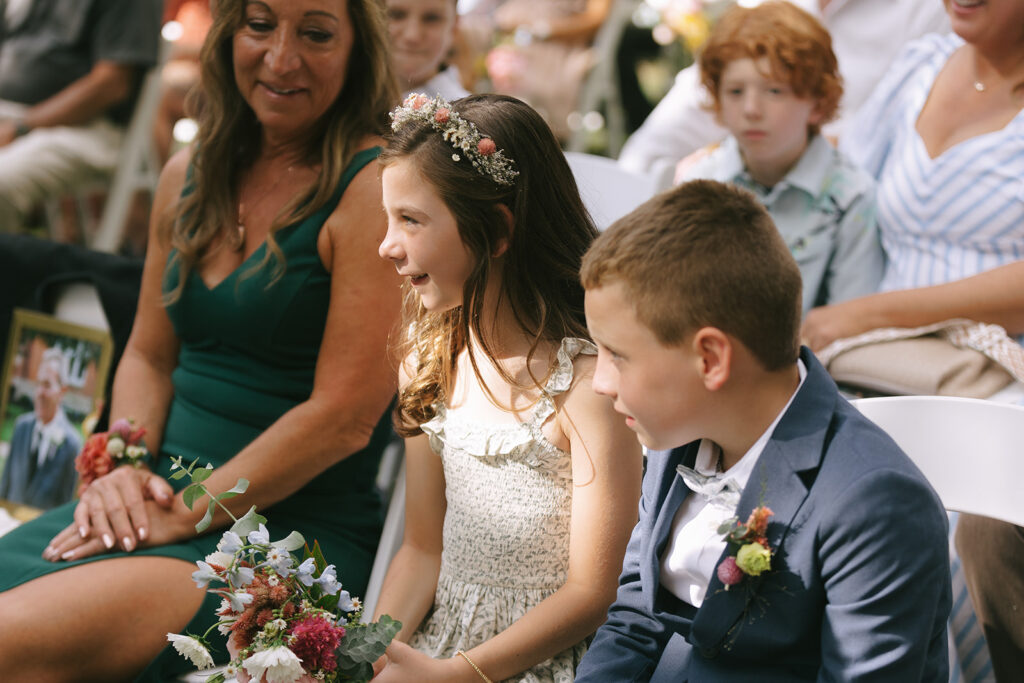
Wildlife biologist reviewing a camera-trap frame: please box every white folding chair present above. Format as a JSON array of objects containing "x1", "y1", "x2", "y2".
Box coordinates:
[
  {"x1": 361, "y1": 460, "x2": 406, "y2": 623},
  {"x1": 852, "y1": 395, "x2": 1017, "y2": 682},
  {"x1": 851, "y1": 396, "x2": 1024, "y2": 526},
  {"x1": 564, "y1": 151, "x2": 660, "y2": 230}
]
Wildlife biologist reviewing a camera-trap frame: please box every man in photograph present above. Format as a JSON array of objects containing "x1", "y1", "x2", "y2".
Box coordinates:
[{"x1": 0, "y1": 348, "x2": 81, "y2": 509}]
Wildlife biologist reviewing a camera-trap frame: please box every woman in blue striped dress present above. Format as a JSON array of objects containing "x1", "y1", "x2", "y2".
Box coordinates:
[{"x1": 800, "y1": 0, "x2": 1024, "y2": 350}]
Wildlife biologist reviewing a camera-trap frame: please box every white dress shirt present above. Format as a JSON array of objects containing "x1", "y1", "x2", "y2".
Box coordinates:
[{"x1": 660, "y1": 360, "x2": 807, "y2": 607}]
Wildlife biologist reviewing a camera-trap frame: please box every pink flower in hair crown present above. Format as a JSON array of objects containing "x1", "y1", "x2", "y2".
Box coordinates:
[{"x1": 390, "y1": 93, "x2": 519, "y2": 186}]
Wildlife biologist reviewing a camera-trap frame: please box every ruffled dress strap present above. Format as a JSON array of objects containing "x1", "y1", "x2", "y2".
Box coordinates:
[
  {"x1": 419, "y1": 337, "x2": 595, "y2": 470},
  {"x1": 528, "y1": 337, "x2": 597, "y2": 427}
]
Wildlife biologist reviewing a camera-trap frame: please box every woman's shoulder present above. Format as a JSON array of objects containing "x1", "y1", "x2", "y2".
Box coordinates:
[{"x1": 887, "y1": 32, "x2": 962, "y2": 84}]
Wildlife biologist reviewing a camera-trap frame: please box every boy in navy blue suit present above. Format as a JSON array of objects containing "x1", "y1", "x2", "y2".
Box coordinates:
[{"x1": 576, "y1": 180, "x2": 950, "y2": 682}]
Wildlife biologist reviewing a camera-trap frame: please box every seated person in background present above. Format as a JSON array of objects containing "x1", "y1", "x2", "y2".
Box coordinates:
[
  {"x1": 801, "y1": 0, "x2": 1024, "y2": 350},
  {"x1": 618, "y1": 0, "x2": 950, "y2": 178},
  {"x1": 574, "y1": 180, "x2": 951, "y2": 681},
  {"x1": 0, "y1": 348, "x2": 82, "y2": 511},
  {"x1": 0, "y1": 0, "x2": 161, "y2": 233},
  {"x1": 153, "y1": 0, "x2": 214, "y2": 164},
  {"x1": 487, "y1": 0, "x2": 612, "y2": 142},
  {"x1": 956, "y1": 514, "x2": 1024, "y2": 682},
  {"x1": 387, "y1": 0, "x2": 469, "y2": 100},
  {"x1": 677, "y1": 2, "x2": 882, "y2": 316}
]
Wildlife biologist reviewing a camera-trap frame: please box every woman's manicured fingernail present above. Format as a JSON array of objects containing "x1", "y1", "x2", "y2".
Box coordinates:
[
  {"x1": 62, "y1": 550, "x2": 75, "y2": 560},
  {"x1": 102, "y1": 534, "x2": 114, "y2": 549},
  {"x1": 43, "y1": 546, "x2": 55, "y2": 559},
  {"x1": 122, "y1": 536, "x2": 134, "y2": 551},
  {"x1": 78, "y1": 526, "x2": 87, "y2": 538},
  {"x1": 137, "y1": 526, "x2": 147, "y2": 541}
]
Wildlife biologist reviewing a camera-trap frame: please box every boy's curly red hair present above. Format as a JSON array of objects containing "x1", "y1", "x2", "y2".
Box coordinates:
[{"x1": 699, "y1": 1, "x2": 842, "y2": 135}]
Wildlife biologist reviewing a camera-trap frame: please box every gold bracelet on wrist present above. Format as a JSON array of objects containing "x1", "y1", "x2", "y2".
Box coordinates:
[{"x1": 454, "y1": 650, "x2": 493, "y2": 683}]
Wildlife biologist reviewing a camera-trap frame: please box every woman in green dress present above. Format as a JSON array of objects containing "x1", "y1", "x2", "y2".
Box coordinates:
[{"x1": 0, "y1": 0, "x2": 402, "y2": 679}]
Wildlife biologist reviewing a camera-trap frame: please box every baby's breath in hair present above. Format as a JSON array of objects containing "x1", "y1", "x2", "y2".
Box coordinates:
[{"x1": 390, "y1": 94, "x2": 519, "y2": 186}]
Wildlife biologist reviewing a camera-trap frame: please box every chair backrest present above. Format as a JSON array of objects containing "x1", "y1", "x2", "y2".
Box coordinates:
[
  {"x1": 564, "y1": 151, "x2": 659, "y2": 230},
  {"x1": 361, "y1": 460, "x2": 406, "y2": 622},
  {"x1": 851, "y1": 395, "x2": 1024, "y2": 526},
  {"x1": 90, "y1": 39, "x2": 170, "y2": 253}
]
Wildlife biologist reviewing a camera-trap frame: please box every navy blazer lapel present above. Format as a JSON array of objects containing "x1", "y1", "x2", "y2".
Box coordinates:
[
  {"x1": 689, "y1": 349, "x2": 838, "y2": 652},
  {"x1": 644, "y1": 444, "x2": 698, "y2": 611}
]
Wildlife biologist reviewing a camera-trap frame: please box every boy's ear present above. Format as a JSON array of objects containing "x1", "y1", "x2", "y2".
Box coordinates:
[
  {"x1": 492, "y1": 204, "x2": 514, "y2": 258},
  {"x1": 808, "y1": 100, "x2": 826, "y2": 127},
  {"x1": 692, "y1": 327, "x2": 732, "y2": 391}
]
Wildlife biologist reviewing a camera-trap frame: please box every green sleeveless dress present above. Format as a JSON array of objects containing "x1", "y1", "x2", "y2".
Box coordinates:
[{"x1": 0, "y1": 147, "x2": 390, "y2": 680}]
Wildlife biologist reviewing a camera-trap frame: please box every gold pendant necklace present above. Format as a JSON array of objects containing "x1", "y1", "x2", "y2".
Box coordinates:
[{"x1": 235, "y1": 165, "x2": 296, "y2": 251}]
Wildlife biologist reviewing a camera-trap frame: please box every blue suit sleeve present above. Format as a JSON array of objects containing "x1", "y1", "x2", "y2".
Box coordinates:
[
  {"x1": 817, "y1": 468, "x2": 950, "y2": 682},
  {"x1": 576, "y1": 452, "x2": 689, "y2": 682}
]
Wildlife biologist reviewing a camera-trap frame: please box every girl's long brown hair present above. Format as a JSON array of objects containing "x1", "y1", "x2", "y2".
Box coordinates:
[{"x1": 381, "y1": 95, "x2": 598, "y2": 436}]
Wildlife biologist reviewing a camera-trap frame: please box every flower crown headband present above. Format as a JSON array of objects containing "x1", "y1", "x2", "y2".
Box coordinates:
[{"x1": 390, "y1": 93, "x2": 519, "y2": 187}]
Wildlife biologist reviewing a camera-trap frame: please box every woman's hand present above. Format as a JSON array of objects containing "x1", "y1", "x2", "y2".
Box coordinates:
[
  {"x1": 44, "y1": 466, "x2": 174, "y2": 559},
  {"x1": 801, "y1": 297, "x2": 877, "y2": 351},
  {"x1": 372, "y1": 641, "x2": 470, "y2": 683}
]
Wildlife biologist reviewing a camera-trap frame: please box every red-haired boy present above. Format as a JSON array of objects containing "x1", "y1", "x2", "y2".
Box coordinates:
[{"x1": 677, "y1": 1, "x2": 882, "y2": 316}]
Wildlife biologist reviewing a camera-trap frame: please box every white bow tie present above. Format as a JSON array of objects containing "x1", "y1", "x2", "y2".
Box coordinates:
[{"x1": 676, "y1": 464, "x2": 742, "y2": 510}]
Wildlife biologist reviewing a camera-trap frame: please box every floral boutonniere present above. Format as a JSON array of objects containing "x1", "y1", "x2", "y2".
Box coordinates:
[{"x1": 715, "y1": 505, "x2": 774, "y2": 589}]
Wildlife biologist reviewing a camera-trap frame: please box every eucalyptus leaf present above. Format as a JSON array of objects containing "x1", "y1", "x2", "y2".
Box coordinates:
[
  {"x1": 334, "y1": 616, "x2": 402, "y2": 680},
  {"x1": 226, "y1": 478, "x2": 249, "y2": 495},
  {"x1": 271, "y1": 530, "x2": 306, "y2": 551},
  {"x1": 229, "y1": 506, "x2": 267, "y2": 537},
  {"x1": 191, "y1": 465, "x2": 213, "y2": 484},
  {"x1": 182, "y1": 483, "x2": 204, "y2": 511},
  {"x1": 195, "y1": 499, "x2": 215, "y2": 533}
]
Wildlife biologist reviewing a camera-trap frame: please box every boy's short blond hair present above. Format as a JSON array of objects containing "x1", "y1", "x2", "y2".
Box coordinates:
[
  {"x1": 580, "y1": 180, "x2": 802, "y2": 371},
  {"x1": 700, "y1": 1, "x2": 842, "y2": 136}
]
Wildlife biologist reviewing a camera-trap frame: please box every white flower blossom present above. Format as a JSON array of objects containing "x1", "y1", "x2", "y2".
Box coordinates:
[
  {"x1": 248, "y1": 523, "x2": 271, "y2": 546},
  {"x1": 217, "y1": 530, "x2": 244, "y2": 554},
  {"x1": 107, "y1": 436, "x2": 126, "y2": 458},
  {"x1": 204, "y1": 551, "x2": 234, "y2": 569},
  {"x1": 166, "y1": 633, "x2": 214, "y2": 668},
  {"x1": 243, "y1": 645, "x2": 306, "y2": 683}
]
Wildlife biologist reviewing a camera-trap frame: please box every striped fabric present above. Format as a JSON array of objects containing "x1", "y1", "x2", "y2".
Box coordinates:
[
  {"x1": 841, "y1": 33, "x2": 1024, "y2": 294},
  {"x1": 842, "y1": 33, "x2": 1024, "y2": 683}
]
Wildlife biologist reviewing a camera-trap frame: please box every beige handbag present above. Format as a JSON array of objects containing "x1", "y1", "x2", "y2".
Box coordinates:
[{"x1": 817, "y1": 319, "x2": 1024, "y2": 398}]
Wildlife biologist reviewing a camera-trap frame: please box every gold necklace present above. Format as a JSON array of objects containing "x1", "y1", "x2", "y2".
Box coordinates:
[{"x1": 234, "y1": 165, "x2": 296, "y2": 251}]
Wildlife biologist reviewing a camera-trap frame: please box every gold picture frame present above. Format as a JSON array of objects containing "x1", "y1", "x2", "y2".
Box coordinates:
[{"x1": 0, "y1": 309, "x2": 113, "y2": 514}]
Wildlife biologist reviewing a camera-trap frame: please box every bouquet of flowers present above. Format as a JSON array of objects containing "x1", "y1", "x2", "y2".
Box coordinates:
[
  {"x1": 74, "y1": 418, "x2": 149, "y2": 493},
  {"x1": 166, "y1": 457, "x2": 400, "y2": 683}
]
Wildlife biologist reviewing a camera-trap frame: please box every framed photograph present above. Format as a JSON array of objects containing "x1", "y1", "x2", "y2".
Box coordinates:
[{"x1": 0, "y1": 309, "x2": 113, "y2": 514}]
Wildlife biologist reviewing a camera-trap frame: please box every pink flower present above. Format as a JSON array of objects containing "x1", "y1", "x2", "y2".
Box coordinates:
[
  {"x1": 288, "y1": 615, "x2": 345, "y2": 673},
  {"x1": 110, "y1": 418, "x2": 147, "y2": 445},
  {"x1": 434, "y1": 108, "x2": 450, "y2": 123},
  {"x1": 410, "y1": 94, "x2": 428, "y2": 110},
  {"x1": 477, "y1": 138, "x2": 497, "y2": 156},
  {"x1": 717, "y1": 556, "x2": 744, "y2": 587}
]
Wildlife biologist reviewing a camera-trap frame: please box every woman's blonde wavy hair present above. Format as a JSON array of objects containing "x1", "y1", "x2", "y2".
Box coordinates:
[
  {"x1": 381, "y1": 95, "x2": 598, "y2": 437},
  {"x1": 162, "y1": 0, "x2": 398, "y2": 302}
]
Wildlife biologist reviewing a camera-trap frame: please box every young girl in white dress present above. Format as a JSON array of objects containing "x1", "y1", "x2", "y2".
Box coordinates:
[{"x1": 372, "y1": 93, "x2": 643, "y2": 683}]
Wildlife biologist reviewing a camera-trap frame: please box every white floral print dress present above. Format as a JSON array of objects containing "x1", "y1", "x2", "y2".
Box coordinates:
[{"x1": 408, "y1": 337, "x2": 596, "y2": 683}]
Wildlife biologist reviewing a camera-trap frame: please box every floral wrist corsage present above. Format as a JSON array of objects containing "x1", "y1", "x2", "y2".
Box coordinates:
[
  {"x1": 75, "y1": 418, "x2": 150, "y2": 492},
  {"x1": 716, "y1": 505, "x2": 774, "y2": 588}
]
